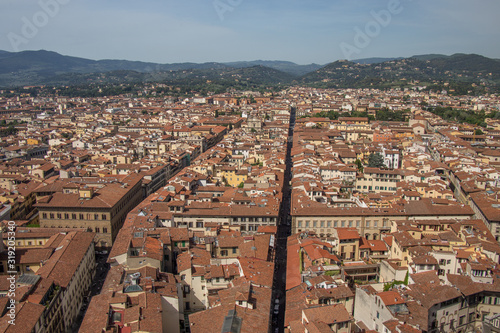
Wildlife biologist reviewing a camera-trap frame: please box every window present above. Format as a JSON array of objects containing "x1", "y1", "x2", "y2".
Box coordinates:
[
  {"x1": 103, "y1": 228, "x2": 107, "y2": 233},
  {"x1": 102, "y1": 214, "x2": 107, "y2": 220},
  {"x1": 94, "y1": 214, "x2": 99, "y2": 220},
  {"x1": 64, "y1": 213, "x2": 69, "y2": 219},
  {"x1": 42, "y1": 213, "x2": 47, "y2": 219},
  {"x1": 232, "y1": 248, "x2": 237, "y2": 254},
  {"x1": 50, "y1": 213, "x2": 54, "y2": 219},
  {"x1": 376, "y1": 311, "x2": 380, "y2": 319},
  {"x1": 95, "y1": 227, "x2": 100, "y2": 233},
  {"x1": 79, "y1": 214, "x2": 84, "y2": 220},
  {"x1": 57, "y1": 213, "x2": 61, "y2": 219}
]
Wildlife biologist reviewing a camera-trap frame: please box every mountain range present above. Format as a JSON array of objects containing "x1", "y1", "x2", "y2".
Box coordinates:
[{"x1": 0, "y1": 50, "x2": 499, "y2": 92}]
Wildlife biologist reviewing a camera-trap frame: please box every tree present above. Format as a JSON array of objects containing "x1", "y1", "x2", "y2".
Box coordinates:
[
  {"x1": 474, "y1": 129, "x2": 484, "y2": 135},
  {"x1": 238, "y1": 182, "x2": 244, "y2": 188},
  {"x1": 0, "y1": 125, "x2": 18, "y2": 137},
  {"x1": 383, "y1": 280, "x2": 405, "y2": 291},
  {"x1": 368, "y1": 153, "x2": 385, "y2": 168},
  {"x1": 376, "y1": 108, "x2": 406, "y2": 122},
  {"x1": 354, "y1": 159, "x2": 364, "y2": 173}
]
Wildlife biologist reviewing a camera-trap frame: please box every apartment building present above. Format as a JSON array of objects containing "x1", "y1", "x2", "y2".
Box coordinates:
[
  {"x1": 35, "y1": 176, "x2": 143, "y2": 248},
  {"x1": 36, "y1": 231, "x2": 96, "y2": 332},
  {"x1": 355, "y1": 167, "x2": 403, "y2": 194},
  {"x1": 292, "y1": 198, "x2": 474, "y2": 240}
]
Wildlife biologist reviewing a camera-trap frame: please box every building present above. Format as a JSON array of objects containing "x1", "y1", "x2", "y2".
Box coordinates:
[
  {"x1": 36, "y1": 231, "x2": 96, "y2": 332},
  {"x1": 35, "y1": 176, "x2": 143, "y2": 248}
]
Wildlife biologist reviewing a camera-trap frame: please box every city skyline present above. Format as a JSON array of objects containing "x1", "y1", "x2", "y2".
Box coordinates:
[{"x1": 1, "y1": 0, "x2": 500, "y2": 65}]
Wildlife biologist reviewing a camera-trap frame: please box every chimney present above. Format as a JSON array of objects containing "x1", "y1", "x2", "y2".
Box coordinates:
[{"x1": 130, "y1": 272, "x2": 141, "y2": 285}]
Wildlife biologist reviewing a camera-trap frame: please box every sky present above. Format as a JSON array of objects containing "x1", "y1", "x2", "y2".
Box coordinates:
[{"x1": 1, "y1": 0, "x2": 499, "y2": 65}]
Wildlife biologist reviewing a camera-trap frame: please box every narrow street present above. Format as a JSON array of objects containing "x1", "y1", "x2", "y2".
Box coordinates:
[
  {"x1": 270, "y1": 105, "x2": 296, "y2": 332},
  {"x1": 71, "y1": 252, "x2": 110, "y2": 332}
]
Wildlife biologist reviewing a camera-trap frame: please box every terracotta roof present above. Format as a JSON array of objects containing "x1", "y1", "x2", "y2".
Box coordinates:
[
  {"x1": 0, "y1": 302, "x2": 45, "y2": 332},
  {"x1": 336, "y1": 228, "x2": 360, "y2": 240},
  {"x1": 35, "y1": 231, "x2": 94, "y2": 288},
  {"x1": 238, "y1": 257, "x2": 274, "y2": 288},
  {"x1": 377, "y1": 291, "x2": 406, "y2": 306},
  {"x1": 189, "y1": 282, "x2": 271, "y2": 333},
  {"x1": 302, "y1": 304, "x2": 351, "y2": 324}
]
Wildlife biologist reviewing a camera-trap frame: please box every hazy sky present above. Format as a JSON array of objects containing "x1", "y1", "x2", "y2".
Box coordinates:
[{"x1": 1, "y1": 0, "x2": 499, "y2": 64}]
